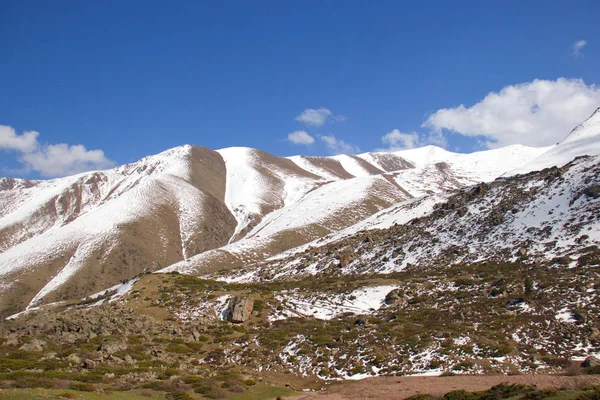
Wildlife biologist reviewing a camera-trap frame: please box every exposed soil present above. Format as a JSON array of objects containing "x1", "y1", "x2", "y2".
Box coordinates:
[{"x1": 289, "y1": 374, "x2": 600, "y2": 399}]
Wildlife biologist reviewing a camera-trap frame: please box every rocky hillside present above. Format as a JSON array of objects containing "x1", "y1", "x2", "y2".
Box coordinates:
[
  {"x1": 216, "y1": 154, "x2": 600, "y2": 282},
  {"x1": 0, "y1": 111, "x2": 599, "y2": 397},
  {"x1": 0, "y1": 142, "x2": 548, "y2": 316}
]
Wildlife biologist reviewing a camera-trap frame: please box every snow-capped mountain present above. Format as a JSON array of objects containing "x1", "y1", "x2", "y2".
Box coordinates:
[
  {"x1": 220, "y1": 154, "x2": 600, "y2": 282},
  {"x1": 1, "y1": 110, "x2": 599, "y2": 318},
  {"x1": 510, "y1": 107, "x2": 600, "y2": 175}
]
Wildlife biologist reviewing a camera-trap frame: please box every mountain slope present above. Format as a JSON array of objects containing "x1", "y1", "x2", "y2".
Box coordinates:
[
  {"x1": 162, "y1": 145, "x2": 548, "y2": 276},
  {"x1": 0, "y1": 142, "x2": 550, "y2": 317},
  {"x1": 511, "y1": 107, "x2": 600, "y2": 175},
  {"x1": 212, "y1": 154, "x2": 600, "y2": 283},
  {"x1": 0, "y1": 146, "x2": 237, "y2": 314}
]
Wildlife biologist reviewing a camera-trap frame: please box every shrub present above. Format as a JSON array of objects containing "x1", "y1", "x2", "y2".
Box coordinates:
[
  {"x1": 576, "y1": 387, "x2": 600, "y2": 400},
  {"x1": 522, "y1": 390, "x2": 558, "y2": 400},
  {"x1": 478, "y1": 384, "x2": 531, "y2": 400},
  {"x1": 206, "y1": 388, "x2": 228, "y2": 399},
  {"x1": 253, "y1": 299, "x2": 265, "y2": 312},
  {"x1": 69, "y1": 382, "x2": 98, "y2": 392},
  {"x1": 168, "y1": 392, "x2": 193, "y2": 400},
  {"x1": 454, "y1": 278, "x2": 475, "y2": 287},
  {"x1": 166, "y1": 343, "x2": 192, "y2": 354},
  {"x1": 443, "y1": 390, "x2": 477, "y2": 400}
]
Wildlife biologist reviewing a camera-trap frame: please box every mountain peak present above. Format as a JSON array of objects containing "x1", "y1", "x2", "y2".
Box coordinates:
[{"x1": 508, "y1": 106, "x2": 600, "y2": 175}]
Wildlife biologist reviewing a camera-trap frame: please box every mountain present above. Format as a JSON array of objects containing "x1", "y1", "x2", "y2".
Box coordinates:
[
  {"x1": 217, "y1": 154, "x2": 600, "y2": 283},
  {"x1": 163, "y1": 145, "x2": 552, "y2": 277},
  {"x1": 0, "y1": 143, "x2": 548, "y2": 316},
  {"x1": 1, "y1": 113, "x2": 600, "y2": 396},
  {"x1": 2, "y1": 151, "x2": 599, "y2": 389},
  {"x1": 1, "y1": 109, "x2": 600, "y2": 320},
  {"x1": 510, "y1": 107, "x2": 600, "y2": 175}
]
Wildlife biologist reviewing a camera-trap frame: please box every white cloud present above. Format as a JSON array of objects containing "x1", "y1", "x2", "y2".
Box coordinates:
[
  {"x1": 0, "y1": 125, "x2": 40, "y2": 152},
  {"x1": 0, "y1": 124, "x2": 115, "y2": 177},
  {"x1": 422, "y1": 78, "x2": 600, "y2": 148},
  {"x1": 318, "y1": 134, "x2": 360, "y2": 154},
  {"x1": 378, "y1": 129, "x2": 448, "y2": 152},
  {"x1": 381, "y1": 129, "x2": 421, "y2": 150},
  {"x1": 21, "y1": 144, "x2": 114, "y2": 177},
  {"x1": 287, "y1": 130, "x2": 315, "y2": 145},
  {"x1": 296, "y1": 108, "x2": 345, "y2": 127},
  {"x1": 572, "y1": 39, "x2": 587, "y2": 57}
]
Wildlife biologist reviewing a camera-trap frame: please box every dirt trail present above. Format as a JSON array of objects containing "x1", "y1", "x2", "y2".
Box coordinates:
[{"x1": 288, "y1": 374, "x2": 600, "y2": 399}]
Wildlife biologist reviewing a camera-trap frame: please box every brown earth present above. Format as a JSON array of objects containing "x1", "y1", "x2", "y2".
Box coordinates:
[{"x1": 289, "y1": 374, "x2": 600, "y2": 399}]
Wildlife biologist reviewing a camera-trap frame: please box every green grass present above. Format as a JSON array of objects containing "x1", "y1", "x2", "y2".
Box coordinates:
[
  {"x1": 225, "y1": 383, "x2": 295, "y2": 400},
  {"x1": 0, "y1": 388, "x2": 177, "y2": 399}
]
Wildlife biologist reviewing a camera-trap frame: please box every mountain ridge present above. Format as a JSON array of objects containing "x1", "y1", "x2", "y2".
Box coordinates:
[{"x1": 0, "y1": 121, "x2": 597, "y2": 317}]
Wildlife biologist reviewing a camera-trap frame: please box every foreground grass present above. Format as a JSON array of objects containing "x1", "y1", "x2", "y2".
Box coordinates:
[
  {"x1": 0, "y1": 388, "x2": 172, "y2": 399},
  {"x1": 0, "y1": 384, "x2": 294, "y2": 400},
  {"x1": 225, "y1": 384, "x2": 295, "y2": 400},
  {"x1": 433, "y1": 384, "x2": 600, "y2": 400}
]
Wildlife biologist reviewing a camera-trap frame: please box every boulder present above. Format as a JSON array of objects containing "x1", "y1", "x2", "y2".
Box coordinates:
[
  {"x1": 224, "y1": 296, "x2": 254, "y2": 323},
  {"x1": 98, "y1": 338, "x2": 127, "y2": 355},
  {"x1": 584, "y1": 185, "x2": 600, "y2": 199},
  {"x1": 588, "y1": 327, "x2": 600, "y2": 339},
  {"x1": 384, "y1": 289, "x2": 405, "y2": 306},
  {"x1": 83, "y1": 359, "x2": 97, "y2": 369},
  {"x1": 518, "y1": 247, "x2": 528, "y2": 258},
  {"x1": 582, "y1": 356, "x2": 600, "y2": 368},
  {"x1": 557, "y1": 255, "x2": 571, "y2": 265},
  {"x1": 4, "y1": 334, "x2": 19, "y2": 347},
  {"x1": 339, "y1": 254, "x2": 356, "y2": 267},
  {"x1": 18, "y1": 338, "x2": 46, "y2": 352},
  {"x1": 67, "y1": 354, "x2": 81, "y2": 364}
]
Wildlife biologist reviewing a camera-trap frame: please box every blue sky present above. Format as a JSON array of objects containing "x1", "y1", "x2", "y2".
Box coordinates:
[{"x1": 1, "y1": 1, "x2": 599, "y2": 178}]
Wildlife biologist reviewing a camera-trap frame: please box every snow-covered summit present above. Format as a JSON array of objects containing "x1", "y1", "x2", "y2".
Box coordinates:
[
  {"x1": 391, "y1": 145, "x2": 456, "y2": 166},
  {"x1": 510, "y1": 107, "x2": 600, "y2": 175}
]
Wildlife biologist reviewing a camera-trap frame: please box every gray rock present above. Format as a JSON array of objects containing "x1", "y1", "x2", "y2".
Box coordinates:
[
  {"x1": 192, "y1": 330, "x2": 202, "y2": 342},
  {"x1": 18, "y1": 338, "x2": 46, "y2": 352},
  {"x1": 224, "y1": 296, "x2": 254, "y2": 323},
  {"x1": 4, "y1": 334, "x2": 19, "y2": 347},
  {"x1": 67, "y1": 354, "x2": 81, "y2": 364},
  {"x1": 384, "y1": 289, "x2": 405, "y2": 306},
  {"x1": 98, "y1": 338, "x2": 127, "y2": 355},
  {"x1": 557, "y1": 255, "x2": 571, "y2": 265},
  {"x1": 584, "y1": 185, "x2": 600, "y2": 199},
  {"x1": 582, "y1": 356, "x2": 600, "y2": 368}
]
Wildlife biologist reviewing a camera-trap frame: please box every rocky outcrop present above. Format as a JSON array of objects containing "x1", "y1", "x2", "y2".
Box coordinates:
[
  {"x1": 18, "y1": 338, "x2": 46, "y2": 352},
  {"x1": 224, "y1": 296, "x2": 254, "y2": 323},
  {"x1": 582, "y1": 356, "x2": 600, "y2": 368},
  {"x1": 384, "y1": 289, "x2": 405, "y2": 306},
  {"x1": 584, "y1": 185, "x2": 600, "y2": 199},
  {"x1": 98, "y1": 338, "x2": 127, "y2": 355}
]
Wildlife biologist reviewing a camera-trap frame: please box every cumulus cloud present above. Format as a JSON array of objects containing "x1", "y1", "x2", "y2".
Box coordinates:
[
  {"x1": 21, "y1": 144, "x2": 114, "y2": 177},
  {"x1": 422, "y1": 78, "x2": 600, "y2": 148},
  {"x1": 572, "y1": 40, "x2": 587, "y2": 57},
  {"x1": 296, "y1": 108, "x2": 345, "y2": 127},
  {"x1": 287, "y1": 130, "x2": 315, "y2": 145},
  {"x1": 377, "y1": 129, "x2": 447, "y2": 152},
  {"x1": 318, "y1": 134, "x2": 360, "y2": 155},
  {"x1": 0, "y1": 125, "x2": 115, "y2": 177},
  {"x1": 381, "y1": 129, "x2": 421, "y2": 150},
  {"x1": 0, "y1": 125, "x2": 40, "y2": 152}
]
